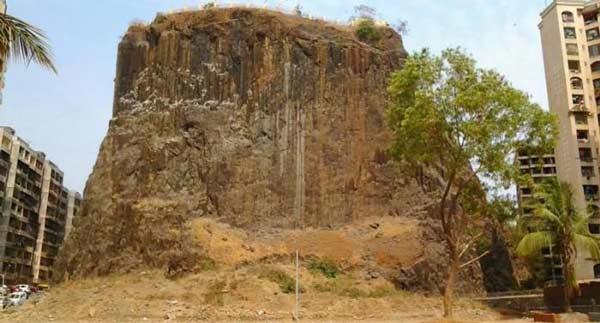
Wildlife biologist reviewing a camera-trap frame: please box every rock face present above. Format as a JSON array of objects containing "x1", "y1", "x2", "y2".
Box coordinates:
[{"x1": 57, "y1": 8, "x2": 480, "y2": 291}]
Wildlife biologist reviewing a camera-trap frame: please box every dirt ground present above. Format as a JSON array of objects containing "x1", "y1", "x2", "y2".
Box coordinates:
[
  {"x1": 0, "y1": 217, "x2": 531, "y2": 322},
  {"x1": 0, "y1": 265, "x2": 528, "y2": 323}
]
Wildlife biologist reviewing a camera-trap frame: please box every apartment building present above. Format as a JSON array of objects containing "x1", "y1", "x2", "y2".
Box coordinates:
[
  {"x1": 539, "y1": 0, "x2": 600, "y2": 281},
  {"x1": 516, "y1": 152, "x2": 558, "y2": 214},
  {"x1": 0, "y1": 127, "x2": 81, "y2": 284}
]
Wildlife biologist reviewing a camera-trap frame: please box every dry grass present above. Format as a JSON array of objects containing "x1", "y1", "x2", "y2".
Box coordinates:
[{"x1": 1, "y1": 265, "x2": 520, "y2": 322}]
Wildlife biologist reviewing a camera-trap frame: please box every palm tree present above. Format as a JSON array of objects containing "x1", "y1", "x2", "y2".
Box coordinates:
[
  {"x1": 517, "y1": 180, "x2": 600, "y2": 312},
  {"x1": 0, "y1": 10, "x2": 56, "y2": 73}
]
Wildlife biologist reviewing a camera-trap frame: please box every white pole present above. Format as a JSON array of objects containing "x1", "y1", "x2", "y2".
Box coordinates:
[{"x1": 295, "y1": 249, "x2": 299, "y2": 320}]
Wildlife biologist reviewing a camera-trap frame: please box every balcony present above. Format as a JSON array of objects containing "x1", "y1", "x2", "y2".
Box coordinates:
[
  {"x1": 586, "y1": 194, "x2": 600, "y2": 202},
  {"x1": 570, "y1": 104, "x2": 591, "y2": 115}
]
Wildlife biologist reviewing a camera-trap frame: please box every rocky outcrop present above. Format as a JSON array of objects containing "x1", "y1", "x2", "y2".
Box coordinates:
[{"x1": 56, "y1": 7, "x2": 481, "y2": 291}]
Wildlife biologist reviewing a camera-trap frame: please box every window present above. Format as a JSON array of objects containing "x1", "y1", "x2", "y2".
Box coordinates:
[
  {"x1": 583, "y1": 166, "x2": 595, "y2": 177},
  {"x1": 591, "y1": 224, "x2": 600, "y2": 235},
  {"x1": 584, "y1": 185, "x2": 599, "y2": 200},
  {"x1": 567, "y1": 43, "x2": 579, "y2": 56},
  {"x1": 564, "y1": 27, "x2": 577, "y2": 39},
  {"x1": 563, "y1": 11, "x2": 575, "y2": 23},
  {"x1": 595, "y1": 79, "x2": 600, "y2": 90},
  {"x1": 569, "y1": 60, "x2": 581, "y2": 73},
  {"x1": 588, "y1": 28, "x2": 600, "y2": 41},
  {"x1": 580, "y1": 147, "x2": 593, "y2": 162},
  {"x1": 585, "y1": 13, "x2": 598, "y2": 25},
  {"x1": 572, "y1": 77, "x2": 583, "y2": 89},
  {"x1": 594, "y1": 264, "x2": 600, "y2": 278},
  {"x1": 573, "y1": 94, "x2": 585, "y2": 105},
  {"x1": 577, "y1": 130, "x2": 590, "y2": 142},
  {"x1": 591, "y1": 45, "x2": 600, "y2": 58},
  {"x1": 575, "y1": 113, "x2": 588, "y2": 125}
]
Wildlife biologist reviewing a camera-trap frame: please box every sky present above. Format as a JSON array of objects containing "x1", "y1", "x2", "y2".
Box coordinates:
[{"x1": 0, "y1": 0, "x2": 550, "y2": 193}]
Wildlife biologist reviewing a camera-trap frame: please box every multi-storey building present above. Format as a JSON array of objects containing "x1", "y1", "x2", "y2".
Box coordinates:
[
  {"x1": 0, "y1": 127, "x2": 81, "y2": 284},
  {"x1": 539, "y1": 0, "x2": 600, "y2": 281},
  {"x1": 516, "y1": 152, "x2": 558, "y2": 214}
]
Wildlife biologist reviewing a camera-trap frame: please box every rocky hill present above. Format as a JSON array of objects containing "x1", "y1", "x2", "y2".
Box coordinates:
[{"x1": 55, "y1": 7, "x2": 481, "y2": 292}]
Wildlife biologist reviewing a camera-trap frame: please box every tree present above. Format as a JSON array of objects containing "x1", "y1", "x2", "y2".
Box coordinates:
[
  {"x1": 517, "y1": 180, "x2": 600, "y2": 312},
  {"x1": 386, "y1": 48, "x2": 557, "y2": 318},
  {"x1": 352, "y1": 5, "x2": 377, "y2": 20},
  {"x1": 0, "y1": 12, "x2": 56, "y2": 73}
]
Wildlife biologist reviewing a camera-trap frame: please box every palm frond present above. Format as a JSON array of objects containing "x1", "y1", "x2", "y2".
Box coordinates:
[
  {"x1": 574, "y1": 233, "x2": 600, "y2": 260},
  {"x1": 0, "y1": 13, "x2": 56, "y2": 73},
  {"x1": 516, "y1": 231, "x2": 555, "y2": 257},
  {"x1": 532, "y1": 206, "x2": 563, "y2": 227},
  {"x1": 574, "y1": 215, "x2": 593, "y2": 235}
]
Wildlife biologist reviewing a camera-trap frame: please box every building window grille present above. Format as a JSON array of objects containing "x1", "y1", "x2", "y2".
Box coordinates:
[
  {"x1": 591, "y1": 45, "x2": 600, "y2": 58},
  {"x1": 563, "y1": 11, "x2": 575, "y2": 23},
  {"x1": 565, "y1": 27, "x2": 577, "y2": 39},
  {"x1": 588, "y1": 28, "x2": 600, "y2": 41}
]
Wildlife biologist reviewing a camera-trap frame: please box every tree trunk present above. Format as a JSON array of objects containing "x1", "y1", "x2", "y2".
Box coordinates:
[
  {"x1": 443, "y1": 257, "x2": 459, "y2": 318},
  {"x1": 563, "y1": 248, "x2": 573, "y2": 313}
]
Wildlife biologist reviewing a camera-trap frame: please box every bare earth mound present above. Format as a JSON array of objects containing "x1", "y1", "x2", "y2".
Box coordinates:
[{"x1": 3, "y1": 268, "x2": 516, "y2": 323}]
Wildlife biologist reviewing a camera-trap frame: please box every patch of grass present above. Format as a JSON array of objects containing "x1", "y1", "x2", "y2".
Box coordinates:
[
  {"x1": 314, "y1": 279, "x2": 402, "y2": 299},
  {"x1": 258, "y1": 268, "x2": 302, "y2": 294},
  {"x1": 204, "y1": 280, "x2": 226, "y2": 306},
  {"x1": 355, "y1": 18, "x2": 382, "y2": 43},
  {"x1": 198, "y1": 257, "x2": 217, "y2": 271},
  {"x1": 308, "y1": 259, "x2": 339, "y2": 279}
]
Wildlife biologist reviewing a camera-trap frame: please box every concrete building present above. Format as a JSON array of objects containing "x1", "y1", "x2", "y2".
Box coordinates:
[
  {"x1": 516, "y1": 152, "x2": 558, "y2": 214},
  {"x1": 0, "y1": 127, "x2": 81, "y2": 284},
  {"x1": 539, "y1": 0, "x2": 600, "y2": 281}
]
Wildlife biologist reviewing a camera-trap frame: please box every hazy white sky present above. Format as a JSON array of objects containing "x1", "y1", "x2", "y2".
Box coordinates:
[{"x1": 0, "y1": 0, "x2": 549, "y2": 193}]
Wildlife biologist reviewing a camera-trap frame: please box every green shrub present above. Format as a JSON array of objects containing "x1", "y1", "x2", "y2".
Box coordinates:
[
  {"x1": 259, "y1": 268, "x2": 302, "y2": 294},
  {"x1": 355, "y1": 19, "x2": 382, "y2": 42},
  {"x1": 309, "y1": 259, "x2": 339, "y2": 279}
]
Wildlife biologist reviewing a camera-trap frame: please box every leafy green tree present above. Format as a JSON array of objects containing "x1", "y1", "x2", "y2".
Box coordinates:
[
  {"x1": 386, "y1": 48, "x2": 557, "y2": 318},
  {"x1": 0, "y1": 11, "x2": 56, "y2": 73},
  {"x1": 517, "y1": 180, "x2": 600, "y2": 312}
]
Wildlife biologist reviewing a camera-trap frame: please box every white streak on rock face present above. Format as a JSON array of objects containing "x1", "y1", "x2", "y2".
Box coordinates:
[
  {"x1": 294, "y1": 104, "x2": 306, "y2": 227},
  {"x1": 279, "y1": 61, "x2": 291, "y2": 177}
]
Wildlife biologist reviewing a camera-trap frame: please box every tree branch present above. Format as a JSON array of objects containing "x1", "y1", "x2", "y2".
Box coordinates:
[
  {"x1": 458, "y1": 233, "x2": 483, "y2": 259},
  {"x1": 460, "y1": 250, "x2": 490, "y2": 269}
]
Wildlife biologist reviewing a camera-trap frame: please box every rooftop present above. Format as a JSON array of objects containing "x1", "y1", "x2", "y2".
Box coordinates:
[{"x1": 541, "y1": 0, "x2": 591, "y2": 18}]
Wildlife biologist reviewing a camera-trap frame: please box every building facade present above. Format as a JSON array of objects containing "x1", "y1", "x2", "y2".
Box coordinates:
[
  {"x1": 540, "y1": 0, "x2": 600, "y2": 281},
  {"x1": 0, "y1": 127, "x2": 81, "y2": 284}
]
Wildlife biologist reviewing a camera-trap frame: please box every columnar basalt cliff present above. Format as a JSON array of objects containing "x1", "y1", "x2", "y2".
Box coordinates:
[{"x1": 56, "y1": 8, "x2": 481, "y2": 290}]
